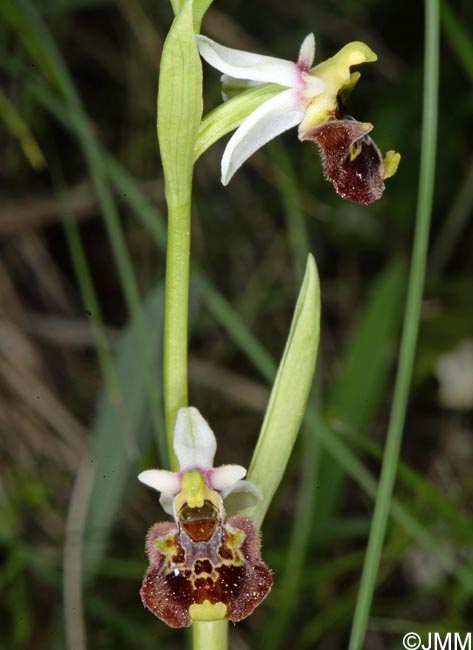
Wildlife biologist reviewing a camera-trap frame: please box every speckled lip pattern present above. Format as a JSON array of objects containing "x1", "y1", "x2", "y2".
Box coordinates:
[
  {"x1": 140, "y1": 514, "x2": 273, "y2": 628},
  {"x1": 302, "y1": 103, "x2": 387, "y2": 205}
]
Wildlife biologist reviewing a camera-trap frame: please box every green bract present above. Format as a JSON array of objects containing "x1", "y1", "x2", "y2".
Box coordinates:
[
  {"x1": 247, "y1": 254, "x2": 321, "y2": 528},
  {"x1": 157, "y1": 0, "x2": 202, "y2": 208}
]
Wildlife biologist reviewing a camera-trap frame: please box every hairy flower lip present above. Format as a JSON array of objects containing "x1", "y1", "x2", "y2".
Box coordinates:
[{"x1": 140, "y1": 514, "x2": 273, "y2": 627}]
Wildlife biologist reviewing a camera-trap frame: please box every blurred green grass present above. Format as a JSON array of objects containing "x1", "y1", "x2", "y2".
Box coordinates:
[{"x1": 1, "y1": 0, "x2": 473, "y2": 649}]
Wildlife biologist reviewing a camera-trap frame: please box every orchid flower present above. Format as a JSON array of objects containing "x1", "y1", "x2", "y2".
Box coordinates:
[
  {"x1": 197, "y1": 33, "x2": 400, "y2": 204},
  {"x1": 138, "y1": 407, "x2": 272, "y2": 627}
]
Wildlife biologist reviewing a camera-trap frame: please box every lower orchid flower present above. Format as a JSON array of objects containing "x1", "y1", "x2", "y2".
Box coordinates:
[
  {"x1": 138, "y1": 407, "x2": 273, "y2": 628},
  {"x1": 197, "y1": 33, "x2": 400, "y2": 205}
]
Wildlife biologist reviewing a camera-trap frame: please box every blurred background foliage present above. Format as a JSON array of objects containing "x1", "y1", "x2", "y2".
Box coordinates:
[{"x1": 1, "y1": 0, "x2": 473, "y2": 648}]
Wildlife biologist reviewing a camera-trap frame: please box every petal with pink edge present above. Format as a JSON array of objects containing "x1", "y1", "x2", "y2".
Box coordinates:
[
  {"x1": 196, "y1": 35, "x2": 301, "y2": 88},
  {"x1": 210, "y1": 464, "x2": 247, "y2": 491},
  {"x1": 138, "y1": 469, "x2": 181, "y2": 495},
  {"x1": 297, "y1": 33, "x2": 316, "y2": 70}
]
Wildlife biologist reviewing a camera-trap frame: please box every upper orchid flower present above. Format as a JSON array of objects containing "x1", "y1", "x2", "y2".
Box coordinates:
[
  {"x1": 197, "y1": 33, "x2": 400, "y2": 204},
  {"x1": 138, "y1": 407, "x2": 272, "y2": 627}
]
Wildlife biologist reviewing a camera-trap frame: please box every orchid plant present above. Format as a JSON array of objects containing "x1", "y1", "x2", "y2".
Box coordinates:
[{"x1": 139, "y1": 0, "x2": 399, "y2": 648}]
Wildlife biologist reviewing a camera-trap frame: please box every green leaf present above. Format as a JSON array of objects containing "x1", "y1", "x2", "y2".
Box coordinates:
[
  {"x1": 315, "y1": 260, "x2": 405, "y2": 526},
  {"x1": 441, "y1": 0, "x2": 473, "y2": 84},
  {"x1": 344, "y1": 433, "x2": 473, "y2": 544},
  {"x1": 0, "y1": 86, "x2": 45, "y2": 170},
  {"x1": 0, "y1": 0, "x2": 164, "y2": 457},
  {"x1": 83, "y1": 284, "x2": 165, "y2": 574},
  {"x1": 329, "y1": 259, "x2": 406, "y2": 430},
  {"x1": 157, "y1": 0, "x2": 202, "y2": 207},
  {"x1": 195, "y1": 252, "x2": 472, "y2": 593},
  {"x1": 247, "y1": 254, "x2": 321, "y2": 527},
  {"x1": 0, "y1": 0, "x2": 59, "y2": 85}
]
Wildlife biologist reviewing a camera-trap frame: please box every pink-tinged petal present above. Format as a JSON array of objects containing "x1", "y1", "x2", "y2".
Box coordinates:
[
  {"x1": 221, "y1": 479, "x2": 262, "y2": 515},
  {"x1": 221, "y1": 88, "x2": 304, "y2": 185},
  {"x1": 196, "y1": 35, "x2": 301, "y2": 87},
  {"x1": 300, "y1": 71, "x2": 325, "y2": 97},
  {"x1": 138, "y1": 469, "x2": 181, "y2": 495},
  {"x1": 174, "y1": 406, "x2": 217, "y2": 470},
  {"x1": 302, "y1": 118, "x2": 387, "y2": 204},
  {"x1": 298, "y1": 33, "x2": 315, "y2": 70},
  {"x1": 210, "y1": 464, "x2": 247, "y2": 491}
]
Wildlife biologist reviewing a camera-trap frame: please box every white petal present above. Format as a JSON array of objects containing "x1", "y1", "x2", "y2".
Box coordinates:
[
  {"x1": 211, "y1": 464, "x2": 247, "y2": 491},
  {"x1": 138, "y1": 469, "x2": 181, "y2": 494},
  {"x1": 173, "y1": 406, "x2": 217, "y2": 470},
  {"x1": 221, "y1": 88, "x2": 304, "y2": 185},
  {"x1": 298, "y1": 33, "x2": 315, "y2": 69},
  {"x1": 197, "y1": 35, "x2": 301, "y2": 88},
  {"x1": 159, "y1": 492, "x2": 175, "y2": 516},
  {"x1": 221, "y1": 480, "x2": 262, "y2": 515}
]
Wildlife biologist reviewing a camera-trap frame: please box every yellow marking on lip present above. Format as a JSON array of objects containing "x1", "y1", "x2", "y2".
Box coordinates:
[
  {"x1": 154, "y1": 533, "x2": 178, "y2": 570},
  {"x1": 189, "y1": 600, "x2": 227, "y2": 622},
  {"x1": 349, "y1": 141, "x2": 363, "y2": 161},
  {"x1": 221, "y1": 525, "x2": 245, "y2": 566}
]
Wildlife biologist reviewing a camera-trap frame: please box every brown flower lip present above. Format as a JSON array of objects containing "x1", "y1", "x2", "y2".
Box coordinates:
[
  {"x1": 140, "y1": 515, "x2": 273, "y2": 628},
  {"x1": 301, "y1": 108, "x2": 388, "y2": 205}
]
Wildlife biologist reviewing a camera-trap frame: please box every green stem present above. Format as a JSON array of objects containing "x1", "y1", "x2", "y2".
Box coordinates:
[
  {"x1": 192, "y1": 620, "x2": 228, "y2": 650},
  {"x1": 163, "y1": 201, "x2": 191, "y2": 470},
  {"x1": 348, "y1": 0, "x2": 439, "y2": 648},
  {"x1": 158, "y1": 1, "x2": 225, "y2": 646}
]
